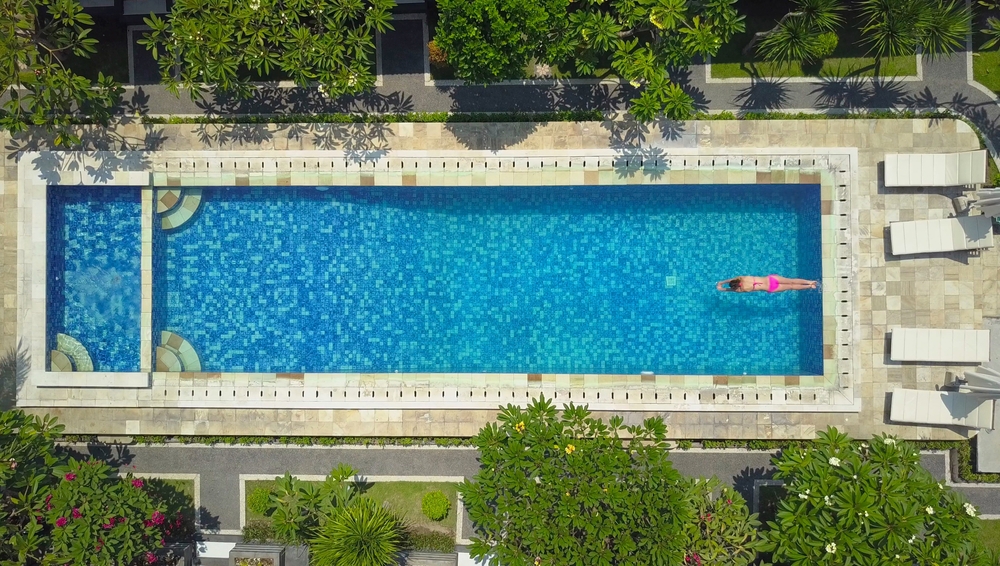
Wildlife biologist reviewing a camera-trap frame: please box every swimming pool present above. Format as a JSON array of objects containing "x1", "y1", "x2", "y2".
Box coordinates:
[
  {"x1": 47, "y1": 187, "x2": 142, "y2": 372},
  {"x1": 154, "y1": 184, "x2": 823, "y2": 375}
]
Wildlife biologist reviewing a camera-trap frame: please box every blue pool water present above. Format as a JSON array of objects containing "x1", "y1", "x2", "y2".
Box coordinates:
[
  {"x1": 156, "y1": 185, "x2": 823, "y2": 375},
  {"x1": 47, "y1": 187, "x2": 142, "y2": 371}
]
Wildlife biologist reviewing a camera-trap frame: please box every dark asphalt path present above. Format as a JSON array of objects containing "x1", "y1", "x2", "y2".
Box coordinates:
[{"x1": 56, "y1": 444, "x2": 999, "y2": 534}]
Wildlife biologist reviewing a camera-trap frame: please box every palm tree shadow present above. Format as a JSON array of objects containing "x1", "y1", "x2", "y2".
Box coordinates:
[
  {"x1": 734, "y1": 77, "x2": 789, "y2": 114},
  {"x1": 0, "y1": 339, "x2": 30, "y2": 411}
]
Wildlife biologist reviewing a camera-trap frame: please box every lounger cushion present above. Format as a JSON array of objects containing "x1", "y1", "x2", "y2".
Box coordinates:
[
  {"x1": 884, "y1": 150, "x2": 987, "y2": 187},
  {"x1": 889, "y1": 216, "x2": 994, "y2": 255},
  {"x1": 890, "y1": 388, "x2": 994, "y2": 429},
  {"x1": 890, "y1": 327, "x2": 990, "y2": 363}
]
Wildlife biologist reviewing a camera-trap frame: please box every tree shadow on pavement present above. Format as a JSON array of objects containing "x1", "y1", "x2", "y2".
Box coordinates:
[
  {"x1": 57, "y1": 442, "x2": 136, "y2": 468},
  {"x1": 0, "y1": 340, "x2": 29, "y2": 411},
  {"x1": 731, "y1": 464, "x2": 777, "y2": 505},
  {"x1": 5, "y1": 119, "x2": 162, "y2": 184},
  {"x1": 810, "y1": 75, "x2": 907, "y2": 112},
  {"x1": 734, "y1": 77, "x2": 789, "y2": 114}
]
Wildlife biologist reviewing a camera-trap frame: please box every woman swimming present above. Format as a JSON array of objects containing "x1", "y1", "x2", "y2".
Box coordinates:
[{"x1": 716, "y1": 275, "x2": 817, "y2": 293}]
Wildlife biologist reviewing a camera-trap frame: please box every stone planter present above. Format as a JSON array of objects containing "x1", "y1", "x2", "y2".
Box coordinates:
[
  {"x1": 404, "y1": 550, "x2": 459, "y2": 566},
  {"x1": 229, "y1": 544, "x2": 284, "y2": 566}
]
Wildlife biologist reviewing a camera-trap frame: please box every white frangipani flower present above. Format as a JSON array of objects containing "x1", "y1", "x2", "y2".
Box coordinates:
[
  {"x1": 964, "y1": 503, "x2": 977, "y2": 517},
  {"x1": 828, "y1": 457, "x2": 841, "y2": 467},
  {"x1": 926, "y1": 506, "x2": 934, "y2": 515},
  {"x1": 825, "y1": 543, "x2": 837, "y2": 554}
]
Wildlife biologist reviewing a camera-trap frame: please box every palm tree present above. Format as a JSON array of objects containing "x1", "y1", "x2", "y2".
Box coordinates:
[
  {"x1": 310, "y1": 498, "x2": 404, "y2": 566},
  {"x1": 979, "y1": 1, "x2": 1000, "y2": 50},
  {"x1": 758, "y1": 16, "x2": 823, "y2": 66},
  {"x1": 744, "y1": 0, "x2": 845, "y2": 58},
  {"x1": 859, "y1": 0, "x2": 971, "y2": 67}
]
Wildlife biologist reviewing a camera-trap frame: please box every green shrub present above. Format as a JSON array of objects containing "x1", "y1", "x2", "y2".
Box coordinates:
[
  {"x1": 243, "y1": 519, "x2": 275, "y2": 543},
  {"x1": 421, "y1": 491, "x2": 451, "y2": 521},
  {"x1": 676, "y1": 440, "x2": 693, "y2": 450},
  {"x1": 310, "y1": 498, "x2": 404, "y2": 566},
  {"x1": 428, "y1": 40, "x2": 448, "y2": 68},
  {"x1": 247, "y1": 487, "x2": 272, "y2": 515},
  {"x1": 406, "y1": 528, "x2": 456, "y2": 553},
  {"x1": 814, "y1": 32, "x2": 839, "y2": 59}
]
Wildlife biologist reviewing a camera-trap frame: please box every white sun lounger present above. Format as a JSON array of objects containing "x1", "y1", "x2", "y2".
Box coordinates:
[
  {"x1": 890, "y1": 327, "x2": 991, "y2": 363},
  {"x1": 890, "y1": 388, "x2": 995, "y2": 429},
  {"x1": 889, "y1": 216, "x2": 994, "y2": 255},
  {"x1": 884, "y1": 150, "x2": 988, "y2": 187}
]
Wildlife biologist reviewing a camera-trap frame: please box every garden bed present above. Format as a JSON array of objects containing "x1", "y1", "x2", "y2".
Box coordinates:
[
  {"x1": 972, "y1": 33, "x2": 1000, "y2": 95},
  {"x1": 245, "y1": 479, "x2": 459, "y2": 536},
  {"x1": 710, "y1": 0, "x2": 916, "y2": 79}
]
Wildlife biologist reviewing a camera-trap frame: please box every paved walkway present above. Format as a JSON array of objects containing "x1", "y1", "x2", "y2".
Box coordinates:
[
  {"x1": 58, "y1": 443, "x2": 1000, "y2": 536},
  {"x1": 125, "y1": 19, "x2": 1000, "y2": 163}
]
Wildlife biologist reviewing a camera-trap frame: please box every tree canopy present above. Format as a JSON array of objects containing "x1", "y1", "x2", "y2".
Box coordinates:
[
  {"x1": 0, "y1": 0, "x2": 122, "y2": 145},
  {"x1": 433, "y1": 0, "x2": 745, "y2": 121},
  {"x1": 759, "y1": 427, "x2": 990, "y2": 566},
  {"x1": 1, "y1": 409, "x2": 171, "y2": 566},
  {"x1": 140, "y1": 0, "x2": 395, "y2": 100},
  {"x1": 459, "y1": 396, "x2": 761, "y2": 566}
]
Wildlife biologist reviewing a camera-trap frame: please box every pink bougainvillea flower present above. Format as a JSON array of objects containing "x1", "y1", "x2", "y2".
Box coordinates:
[
  {"x1": 71, "y1": 508, "x2": 81, "y2": 519},
  {"x1": 102, "y1": 523, "x2": 113, "y2": 529},
  {"x1": 44, "y1": 494, "x2": 52, "y2": 504},
  {"x1": 132, "y1": 479, "x2": 144, "y2": 489},
  {"x1": 64, "y1": 473, "x2": 76, "y2": 481},
  {"x1": 151, "y1": 510, "x2": 166, "y2": 525},
  {"x1": 118, "y1": 516, "x2": 127, "y2": 524},
  {"x1": 145, "y1": 551, "x2": 156, "y2": 564},
  {"x1": 56, "y1": 517, "x2": 68, "y2": 527}
]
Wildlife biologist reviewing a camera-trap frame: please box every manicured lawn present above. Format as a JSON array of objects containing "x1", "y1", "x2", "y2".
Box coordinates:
[
  {"x1": 711, "y1": 0, "x2": 916, "y2": 79},
  {"x1": 365, "y1": 482, "x2": 459, "y2": 535},
  {"x1": 244, "y1": 479, "x2": 459, "y2": 535},
  {"x1": 972, "y1": 33, "x2": 1000, "y2": 95},
  {"x1": 982, "y1": 519, "x2": 1000, "y2": 554}
]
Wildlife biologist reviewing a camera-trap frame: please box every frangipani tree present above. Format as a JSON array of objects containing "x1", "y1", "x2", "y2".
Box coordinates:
[
  {"x1": 0, "y1": 0, "x2": 123, "y2": 144},
  {"x1": 460, "y1": 396, "x2": 762, "y2": 566},
  {"x1": 434, "y1": 0, "x2": 745, "y2": 121},
  {"x1": 140, "y1": 0, "x2": 394, "y2": 100},
  {"x1": 759, "y1": 427, "x2": 990, "y2": 565}
]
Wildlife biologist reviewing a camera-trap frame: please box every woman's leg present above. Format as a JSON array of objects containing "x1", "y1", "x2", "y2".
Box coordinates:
[
  {"x1": 774, "y1": 275, "x2": 816, "y2": 286},
  {"x1": 776, "y1": 283, "x2": 815, "y2": 292}
]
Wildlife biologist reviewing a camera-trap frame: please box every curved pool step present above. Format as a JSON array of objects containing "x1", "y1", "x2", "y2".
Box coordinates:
[
  {"x1": 159, "y1": 331, "x2": 202, "y2": 371},
  {"x1": 155, "y1": 346, "x2": 183, "y2": 372},
  {"x1": 161, "y1": 189, "x2": 203, "y2": 231},
  {"x1": 56, "y1": 333, "x2": 93, "y2": 372},
  {"x1": 50, "y1": 349, "x2": 74, "y2": 372},
  {"x1": 156, "y1": 189, "x2": 183, "y2": 214}
]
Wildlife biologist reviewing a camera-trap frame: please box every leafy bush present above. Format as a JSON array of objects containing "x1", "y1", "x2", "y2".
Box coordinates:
[
  {"x1": 406, "y1": 528, "x2": 456, "y2": 553},
  {"x1": 682, "y1": 478, "x2": 761, "y2": 566},
  {"x1": 270, "y1": 464, "x2": 358, "y2": 543},
  {"x1": 427, "y1": 40, "x2": 448, "y2": 68},
  {"x1": 461, "y1": 395, "x2": 699, "y2": 566},
  {"x1": 759, "y1": 427, "x2": 990, "y2": 565},
  {"x1": 421, "y1": 491, "x2": 451, "y2": 521},
  {"x1": 242, "y1": 519, "x2": 276, "y2": 543},
  {"x1": 247, "y1": 487, "x2": 272, "y2": 516},
  {"x1": 310, "y1": 497, "x2": 404, "y2": 566},
  {"x1": 676, "y1": 440, "x2": 693, "y2": 450},
  {"x1": 814, "y1": 32, "x2": 839, "y2": 59}
]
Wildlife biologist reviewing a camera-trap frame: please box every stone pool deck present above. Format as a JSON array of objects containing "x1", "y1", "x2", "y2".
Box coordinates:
[{"x1": 1, "y1": 118, "x2": 995, "y2": 440}]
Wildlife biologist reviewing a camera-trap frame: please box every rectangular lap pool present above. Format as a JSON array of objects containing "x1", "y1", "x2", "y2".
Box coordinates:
[{"x1": 148, "y1": 184, "x2": 822, "y2": 375}]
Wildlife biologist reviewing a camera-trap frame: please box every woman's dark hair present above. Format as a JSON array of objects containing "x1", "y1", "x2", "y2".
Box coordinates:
[{"x1": 728, "y1": 278, "x2": 742, "y2": 290}]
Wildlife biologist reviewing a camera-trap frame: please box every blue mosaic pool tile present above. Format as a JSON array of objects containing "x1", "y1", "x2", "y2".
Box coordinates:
[
  {"x1": 155, "y1": 184, "x2": 823, "y2": 375},
  {"x1": 47, "y1": 187, "x2": 142, "y2": 371}
]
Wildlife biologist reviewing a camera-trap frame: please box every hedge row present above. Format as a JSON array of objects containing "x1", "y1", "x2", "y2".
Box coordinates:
[
  {"x1": 60, "y1": 434, "x2": 1000, "y2": 483},
  {"x1": 135, "y1": 108, "x2": 958, "y2": 125}
]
